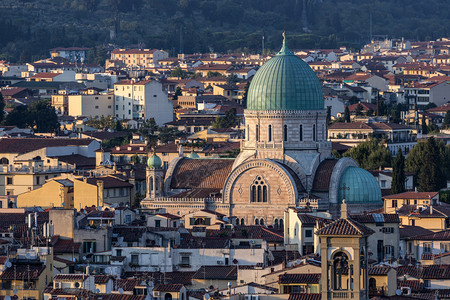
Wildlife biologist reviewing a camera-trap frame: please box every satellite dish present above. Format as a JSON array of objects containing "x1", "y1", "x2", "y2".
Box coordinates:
[
  {"x1": 5, "y1": 261, "x2": 12, "y2": 268},
  {"x1": 118, "y1": 288, "x2": 124, "y2": 294},
  {"x1": 105, "y1": 267, "x2": 111, "y2": 274},
  {"x1": 82, "y1": 256, "x2": 87, "y2": 261},
  {"x1": 396, "y1": 289, "x2": 402, "y2": 296},
  {"x1": 205, "y1": 294, "x2": 210, "y2": 300},
  {"x1": 98, "y1": 206, "x2": 102, "y2": 211},
  {"x1": 61, "y1": 203, "x2": 65, "y2": 207},
  {"x1": 13, "y1": 289, "x2": 18, "y2": 295},
  {"x1": 96, "y1": 289, "x2": 100, "y2": 293}
]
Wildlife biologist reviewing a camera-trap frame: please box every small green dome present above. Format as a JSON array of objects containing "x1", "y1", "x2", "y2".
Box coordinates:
[
  {"x1": 338, "y1": 167, "x2": 382, "y2": 204},
  {"x1": 247, "y1": 34, "x2": 324, "y2": 111},
  {"x1": 147, "y1": 153, "x2": 162, "y2": 168},
  {"x1": 187, "y1": 151, "x2": 199, "y2": 159}
]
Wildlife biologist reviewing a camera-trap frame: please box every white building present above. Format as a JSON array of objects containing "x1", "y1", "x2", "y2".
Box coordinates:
[
  {"x1": 114, "y1": 79, "x2": 173, "y2": 125},
  {"x1": 68, "y1": 94, "x2": 114, "y2": 117}
]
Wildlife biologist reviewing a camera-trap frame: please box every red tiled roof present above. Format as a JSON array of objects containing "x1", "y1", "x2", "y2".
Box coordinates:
[
  {"x1": 399, "y1": 226, "x2": 434, "y2": 239},
  {"x1": 328, "y1": 122, "x2": 372, "y2": 130},
  {"x1": 383, "y1": 191, "x2": 438, "y2": 199},
  {"x1": 54, "y1": 274, "x2": 89, "y2": 281},
  {"x1": 153, "y1": 284, "x2": 184, "y2": 292},
  {"x1": 0, "y1": 138, "x2": 94, "y2": 154},
  {"x1": 288, "y1": 294, "x2": 321, "y2": 300},
  {"x1": 312, "y1": 159, "x2": 338, "y2": 192},
  {"x1": 52, "y1": 237, "x2": 81, "y2": 254},
  {"x1": 30, "y1": 72, "x2": 61, "y2": 79},
  {"x1": 95, "y1": 295, "x2": 146, "y2": 300},
  {"x1": 368, "y1": 266, "x2": 392, "y2": 275},
  {"x1": 279, "y1": 273, "x2": 321, "y2": 284},
  {"x1": 111, "y1": 49, "x2": 158, "y2": 54},
  {"x1": 94, "y1": 275, "x2": 113, "y2": 284},
  {"x1": 407, "y1": 229, "x2": 450, "y2": 241},
  {"x1": 170, "y1": 158, "x2": 233, "y2": 190},
  {"x1": 397, "y1": 280, "x2": 423, "y2": 292},
  {"x1": 0, "y1": 264, "x2": 46, "y2": 280},
  {"x1": 115, "y1": 279, "x2": 143, "y2": 291},
  {"x1": 86, "y1": 176, "x2": 133, "y2": 189},
  {"x1": 315, "y1": 218, "x2": 375, "y2": 236}
]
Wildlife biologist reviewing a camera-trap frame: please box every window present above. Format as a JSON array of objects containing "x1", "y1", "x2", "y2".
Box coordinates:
[
  {"x1": 392, "y1": 200, "x2": 398, "y2": 208},
  {"x1": 116, "y1": 249, "x2": 122, "y2": 256},
  {"x1": 292, "y1": 286, "x2": 305, "y2": 293},
  {"x1": 256, "y1": 124, "x2": 259, "y2": 142},
  {"x1": 382, "y1": 227, "x2": 394, "y2": 234},
  {"x1": 131, "y1": 254, "x2": 139, "y2": 265},
  {"x1": 299, "y1": 124, "x2": 303, "y2": 141},
  {"x1": 440, "y1": 243, "x2": 449, "y2": 253},
  {"x1": 305, "y1": 229, "x2": 313, "y2": 238},
  {"x1": 180, "y1": 255, "x2": 190, "y2": 267},
  {"x1": 381, "y1": 180, "x2": 386, "y2": 188},
  {"x1": 268, "y1": 125, "x2": 272, "y2": 142},
  {"x1": 83, "y1": 241, "x2": 96, "y2": 253},
  {"x1": 6, "y1": 177, "x2": 12, "y2": 185},
  {"x1": 424, "y1": 280, "x2": 431, "y2": 288},
  {"x1": 283, "y1": 124, "x2": 288, "y2": 142},
  {"x1": 36, "y1": 176, "x2": 40, "y2": 185},
  {"x1": 125, "y1": 215, "x2": 131, "y2": 223},
  {"x1": 95, "y1": 106, "x2": 99, "y2": 109},
  {"x1": 423, "y1": 242, "x2": 432, "y2": 254},
  {"x1": 155, "y1": 220, "x2": 161, "y2": 228},
  {"x1": 313, "y1": 124, "x2": 316, "y2": 141},
  {"x1": 250, "y1": 176, "x2": 268, "y2": 203}
]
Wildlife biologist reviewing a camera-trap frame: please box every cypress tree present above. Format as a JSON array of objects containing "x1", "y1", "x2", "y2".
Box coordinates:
[
  {"x1": 391, "y1": 149, "x2": 406, "y2": 194},
  {"x1": 344, "y1": 106, "x2": 350, "y2": 123},
  {"x1": 421, "y1": 114, "x2": 428, "y2": 134},
  {"x1": 326, "y1": 106, "x2": 331, "y2": 125},
  {"x1": 418, "y1": 137, "x2": 442, "y2": 191}
]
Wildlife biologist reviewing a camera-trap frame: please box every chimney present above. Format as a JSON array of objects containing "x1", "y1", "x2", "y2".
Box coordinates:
[{"x1": 341, "y1": 200, "x2": 348, "y2": 219}]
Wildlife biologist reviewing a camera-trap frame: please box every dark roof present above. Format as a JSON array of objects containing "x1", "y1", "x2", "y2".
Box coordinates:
[
  {"x1": 407, "y1": 230, "x2": 450, "y2": 241},
  {"x1": 288, "y1": 294, "x2": 321, "y2": 300},
  {"x1": 54, "y1": 274, "x2": 89, "y2": 281},
  {"x1": 52, "y1": 237, "x2": 81, "y2": 254},
  {"x1": 397, "y1": 205, "x2": 450, "y2": 218},
  {"x1": 170, "y1": 158, "x2": 233, "y2": 189},
  {"x1": 115, "y1": 279, "x2": 143, "y2": 291},
  {"x1": 279, "y1": 273, "x2": 321, "y2": 284},
  {"x1": 54, "y1": 154, "x2": 95, "y2": 169},
  {"x1": 192, "y1": 265, "x2": 237, "y2": 280},
  {"x1": 315, "y1": 218, "x2": 375, "y2": 236},
  {"x1": 312, "y1": 159, "x2": 338, "y2": 192},
  {"x1": 83, "y1": 131, "x2": 129, "y2": 141},
  {"x1": 86, "y1": 176, "x2": 133, "y2": 189},
  {"x1": 397, "y1": 280, "x2": 423, "y2": 292},
  {"x1": 399, "y1": 226, "x2": 434, "y2": 239},
  {"x1": 384, "y1": 191, "x2": 439, "y2": 199},
  {"x1": 0, "y1": 138, "x2": 94, "y2": 154},
  {"x1": 368, "y1": 266, "x2": 392, "y2": 275},
  {"x1": 153, "y1": 284, "x2": 184, "y2": 292},
  {"x1": 422, "y1": 264, "x2": 450, "y2": 279},
  {"x1": 297, "y1": 214, "x2": 332, "y2": 226},
  {"x1": 0, "y1": 264, "x2": 46, "y2": 280},
  {"x1": 94, "y1": 295, "x2": 146, "y2": 300},
  {"x1": 350, "y1": 213, "x2": 400, "y2": 223}
]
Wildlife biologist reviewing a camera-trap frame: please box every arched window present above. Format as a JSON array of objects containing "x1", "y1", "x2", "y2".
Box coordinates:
[
  {"x1": 250, "y1": 176, "x2": 268, "y2": 202},
  {"x1": 279, "y1": 219, "x2": 283, "y2": 229},
  {"x1": 256, "y1": 124, "x2": 259, "y2": 142},
  {"x1": 149, "y1": 177, "x2": 153, "y2": 191},
  {"x1": 165, "y1": 293, "x2": 173, "y2": 300},
  {"x1": 260, "y1": 218, "x2": 264, "y2": 226},
  {"x1": 155, "y1": 177, "x2": 159, "y2": 191},
  {"x1": 268, "y1": 125, "x2": 272, "y2": 142},
  {"x1": 255, "y1": 219, "x2": 259, "y2": 225},
  {"x1": 240, "y1": 218, "x2": 245, "y2": 226},
  {"x1": 283, "y1": 125, "x2": 288, "y2": 142},
  {"x1": 333, "y1": 251, "x2": 349, "y2": 290},
  {"x1": 313, "y1": 124, "x2": 316, "y2": 141},
  {"x1": 0, "y1": 158, "x2": 8, "y2": 165},
  {"x1": 299, "y1": 124, "x2": 303, "y2": 141},
  {"x1": 274, "y1": 219, "x2": 279, "y2": 229}
]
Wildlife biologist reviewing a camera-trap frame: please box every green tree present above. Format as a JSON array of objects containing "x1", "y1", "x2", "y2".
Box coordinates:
[
  {"x1": 241, "y1": 82, "x2": 249, "y2": 108},
  {"x1": 0, "y1": 93, "x2": 5, "y2": 124},
  {"x1": 212, "y1": 108, "x2": 237, "y2": 129},
  {"x1": 421, "y1": 114, "x2": 428, "y2": 135},
  {"x1": 207, "y1": 71, "x2": 222, "y2": 78},
  {"x1": 443, "y1": 111, "x2": 450, "y2": 128},
  {"x1": 173, "y1": 86, "x2": 182, "y2": 100},
  {"x1": 355, "y1": 103, "x2": 363, "y2": 116},
  {"x1": 226, "y1": 74, "x2": 238, "y2": 85},
  {"x1": 27, "y1": 100, "x2": 59, "y2": 133},
  {"x1": 417, "y1": 137, "x2": 445, "y2": 191},
  {"x1": 391, "y1": 149, "x2": 406, "y2": 194},
  {"x1": 5, "y1": 105, "x2": 29, "y2": 128},
  {"x1": 170, "y1": 67, "x2": 188, "y2": 79},
  {"x1": 157, "y1": 127, "x2": 183, "y2": 144},
  {"x1": 115, "y1": 120, "x2": 123, "y2": 131},
  {"x1": 326, "y1": 106, "x2": 331, "y2": 125},
  {"x1": 343, "y1": 139, "x2": 391, "y2": 170},
  {"x1": 344, "y1": 106, "x2": 350, "y2": 123}
]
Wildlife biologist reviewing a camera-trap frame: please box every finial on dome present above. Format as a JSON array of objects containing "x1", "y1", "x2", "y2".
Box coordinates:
[{"x1": 278, "y1": 31, "x2": 293, "y2": 56}]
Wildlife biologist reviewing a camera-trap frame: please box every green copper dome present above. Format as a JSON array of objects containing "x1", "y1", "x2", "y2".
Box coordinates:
[
  {"x1": 147, "y1": 153, "x2": 162, "y2": 168},
  {"x1": 247, "y1": 34, "x2": 324, "y2": 111},
  {"x1": 338, "y1": 167, "x2": 382, "y2": 204},
  {"x1": 187, "y1": 151, "x2": 200, "y2": 159}
]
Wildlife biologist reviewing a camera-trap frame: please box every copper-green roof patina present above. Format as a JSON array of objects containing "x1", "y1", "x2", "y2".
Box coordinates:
[
  {"x1": 338, "y1": 166, "x2": 382, "y2": 204},
  {"x1": 147, "y1": 153, "x2": 162, "y2": 168},
  {"x1": 247, "y1": 33, "x2": 324, "y2": 111}
]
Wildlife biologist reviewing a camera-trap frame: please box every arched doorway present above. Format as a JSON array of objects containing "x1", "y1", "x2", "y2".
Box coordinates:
[{"x1": 165, "y1": 293, "x2": 172, "y2": 300}]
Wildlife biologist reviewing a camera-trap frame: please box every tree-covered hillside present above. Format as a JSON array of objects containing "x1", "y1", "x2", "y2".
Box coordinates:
[{"x1": 1, "y1": 0, "x2": 450, "y2": 62}]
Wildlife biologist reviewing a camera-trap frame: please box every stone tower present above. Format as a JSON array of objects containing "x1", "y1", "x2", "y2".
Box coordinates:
[{"x1": 146, "y1": 153, "x2": 164, "y2": 198}]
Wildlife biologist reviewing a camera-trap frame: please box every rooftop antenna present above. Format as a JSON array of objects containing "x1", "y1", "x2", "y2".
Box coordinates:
[{"x1": 369, "y1": 12, "x2": 373, "y2": 42}]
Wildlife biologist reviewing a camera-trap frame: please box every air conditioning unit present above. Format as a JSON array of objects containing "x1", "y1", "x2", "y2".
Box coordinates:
[{"x1": 401, "y1": 287, "x2": 411, "y2": 296}]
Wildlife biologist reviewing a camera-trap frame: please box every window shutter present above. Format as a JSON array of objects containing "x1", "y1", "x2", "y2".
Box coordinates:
[
  {"x1": 190, "y1": 218, "x2": 195, "y2": 225},
  {"x1": 205, "y1": 218, "x2": 211, "y2": 225},
  {"x1": 93, "y1": 242, "x2": 97, "y2": 253}
]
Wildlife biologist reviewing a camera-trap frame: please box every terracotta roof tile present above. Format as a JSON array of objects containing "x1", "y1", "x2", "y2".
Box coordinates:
[
  {"x1": 0, "y1": 264, "x2": 46, "y2": 280},
  {"x1": 288, "y1": 294, "x2": 321, "y2": 300},
  {"x1": 368, "y1": 266, "x2": 392, "y2": 275},
  {"x1": 315, "y1": 218, "x2": 375, "y2": 236},
  {"x1": 170, "y1": 158, "x2": 233, "y2": 189},
  {"x1": 312, "y1": 159, "x2": 338, "y2": 192},
  {"x1": 192, "y1": 265, "x2": 237, "y2": 280},
  {"x1": 54, "y1": 274, "x2": 89, "y2": 281},
  {"x1": 397, "y1": 280, "x2": 423, "y2": 292},
  {"x1": 279, "y1": 273, "x2": 321, "y2": 284},
  {"x1": 153, "y1": 284, "x2": 184, "y2": 292},
  {"x1": 384, "y1": 191, "x2": 438, "y2": 200},
  {"x1": 0, "y1": 138, "x2": 94, "y2": 154}
]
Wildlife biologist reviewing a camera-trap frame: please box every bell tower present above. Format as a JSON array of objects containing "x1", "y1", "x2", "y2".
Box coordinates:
[
  {"x1": 316, "y1": 201, "x2": 373, "y2": 300},
  {"x1": 146, "y1": 153, "x2": 164, "y2": 198}
]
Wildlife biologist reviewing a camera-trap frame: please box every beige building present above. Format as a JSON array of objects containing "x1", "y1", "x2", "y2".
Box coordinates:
[
  {"x1": 67, "y1": 93, "x2": 114, "y2": 117},
  {"x1": 384, "y1": 191, "x2": 439, "y2": 214},
  {"x1": 114, "y1": 79, "x2": 173, "y2": 125},
  {"x1": 110, "y1": 48, "x2": 168, "y2": 68}
]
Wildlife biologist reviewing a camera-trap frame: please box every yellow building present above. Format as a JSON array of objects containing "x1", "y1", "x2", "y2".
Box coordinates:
[
  {"x1": 278, "y1": 273, "x2": 321, "y2": 294},
  {"x1": 384, "y1": 191, "x2": 439, "y2": 214},
  {"x1": 17, "y1": 178, "x2": 74, "y2": 209},
  {"x1": 397, "y1": 205, "x2": 449, "y2": 232},
  {"x1": 368, "y1": 266, "x2": 397, "y2": 297}
]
